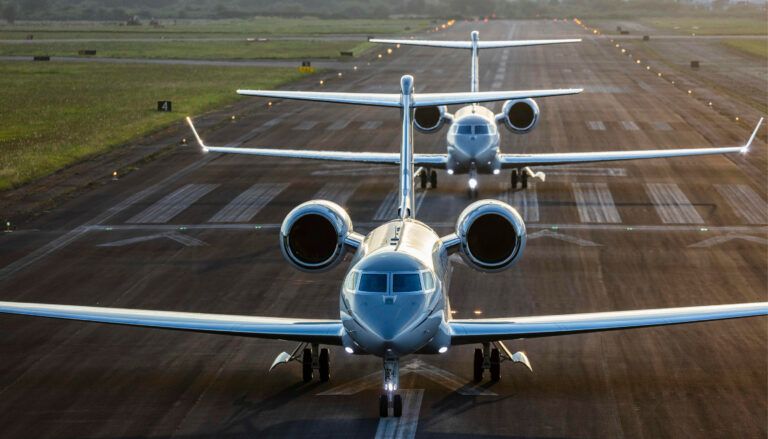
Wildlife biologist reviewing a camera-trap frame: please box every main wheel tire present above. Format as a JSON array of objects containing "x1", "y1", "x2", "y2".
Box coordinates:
[
  {"x1": 393, "y1": 394, "x2": 403, "y2": 418},
  {"x1": 473, "y1": 348, "x2": 484, "y2": 382},
  {"x1": 511, "y1": 170, "x2": 518, "y2": 188},
  {"x1": 521, "y1": 173, "x2": 528, "y2": 189},
  {"x1": 490, "y1": 348, "x2": 501, "y2": 382},
  {"x1": 420, "y1": 171, "x2": 427, "y2": 189},
  {"x1": 379, "y1": 394, "x2": 389, "y2": 418},
  {"x1": 302, "y1": 348, "x2": 313, "y2": 383},
  {"x1": 319, "y1": 348, "x2": 330, "y2": 382},
  {"x1": 430, "y1": 170, "x2": 437, "y2": 188}
]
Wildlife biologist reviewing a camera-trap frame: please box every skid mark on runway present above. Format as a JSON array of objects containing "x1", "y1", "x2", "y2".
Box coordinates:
[
  {"x1": 128, "y1": 184, "x2": 218, "y2": 224},
  {"x1": 572, "y1": 182, "x2": 621, "y2": 224},
  {"x1": 714, "y1": 184, "x2": 768, "y2": 224},
  {"x1": 500, "y1": 184, "x2": 539, "y2": 222},
  {"x1": 209, "y1": 183, "x2": 287, "y2": 223},
  {"x1": 313, "y1": 182, "x2": 358, "y2": 206},
  {"x1": 292, "y1": 121, "x2": 318, "y2": 130},
  {"x1": 587, "y1": 121, "x2": 606, "y2": 131},
  {"x1": 374, "y1": 389, "x2": 424, "y2": 439},
  {"x1": 645, "y1": 183, "x2": 704, "y2": 224}
]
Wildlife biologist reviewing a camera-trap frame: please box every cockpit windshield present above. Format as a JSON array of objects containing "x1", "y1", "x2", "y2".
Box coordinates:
[
  {"x1": 457, "y1": 125, "x2": 473, "y2": 135},
  {"x1": 359, "y1": 273, "x2": 387, "y2": 292},
  {"x1": 474, "y1": 125, "x2": 490, "y2": 134},
  {"x1": 392, "y1": 273, "x2": 421, "y2": 292}
]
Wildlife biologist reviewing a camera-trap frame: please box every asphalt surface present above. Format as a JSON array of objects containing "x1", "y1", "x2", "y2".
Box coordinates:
[{"x1": 0, "y1": 19, "x2": 766, "y2": 439}]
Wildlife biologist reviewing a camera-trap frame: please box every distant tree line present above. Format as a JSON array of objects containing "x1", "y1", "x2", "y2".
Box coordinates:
[{"x1": 0, "y1": 0, "x2": 764, "y2": 22}]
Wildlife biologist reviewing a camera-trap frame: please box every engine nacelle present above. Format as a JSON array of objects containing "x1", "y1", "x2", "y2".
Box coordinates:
[
  {"x1": 280, "y1": 200, "x2": 353, "y2": 272},
  {"x1": 414, "y1": 105, "x2": 450, "y2": 133},
  {"x1": 499, "y1": 98, "x2": 539, "y2": 134},
  {"x1": 455, "y1": 200, "x2": 526, "y2": 273}
]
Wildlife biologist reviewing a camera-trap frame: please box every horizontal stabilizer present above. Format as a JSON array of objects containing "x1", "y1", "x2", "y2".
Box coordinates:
[{"x1": 369, "y1": 38, "x2": 581, "y2": 49}]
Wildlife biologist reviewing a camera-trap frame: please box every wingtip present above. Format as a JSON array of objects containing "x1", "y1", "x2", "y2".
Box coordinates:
[{"x1": 742, "y1": 117, "x2": 764, "y2": 154}]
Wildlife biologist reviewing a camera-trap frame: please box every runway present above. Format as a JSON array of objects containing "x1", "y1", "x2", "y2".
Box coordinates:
[{"x1": 0, "y1": 19, "x2": 765, "y2": 438}]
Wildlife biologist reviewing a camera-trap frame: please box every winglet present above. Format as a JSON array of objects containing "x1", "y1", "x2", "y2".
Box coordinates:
[
  {"x1": 185, "y1": 117, "x2": 209, "y2": 153},
  {"x1": 741, "y1": 117, "x2": 764, "y2": 154}
]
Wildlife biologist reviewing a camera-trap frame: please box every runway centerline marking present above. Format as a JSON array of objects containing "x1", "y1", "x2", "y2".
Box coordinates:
[
  {"x1": 208, "y1": 183, "x2": 287, "y2": 223},
  {"x1": 621, "y1": 121, "x2": 640, "y2": 131},
  {"x1": 528, "y1": 229, "x2": 602, "y2": 247},
  {"x1": 572, "y1": 182, "x2": 622, "y2": 224},
  {"x1": 587, "y1": 121, "x2": 606, "y2": 131},
  {"x1": 500, "y1": 183, "x2": 539, "y2": 222},
  {"x1": 361, "y1": 121, "x2": 383, "y2": 130},
  {"x1": 645, "y1": 183, "x2": 704, "y2": 224},
  {"x1": 374, "y1": 389, "x2": 424, "y2": 439},
  {"x1": 327, "y1": 120, "x2": 351, "y2": 131},
  {"x1": 128, "y1": 183, "x2": 219, "y2": 224}
]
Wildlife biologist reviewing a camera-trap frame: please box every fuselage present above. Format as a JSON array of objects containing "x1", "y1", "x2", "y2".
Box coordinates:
[
  {"x1": 446, "y1": 105, "x2": 501, "y2": 175},
  {"x1": 340, "y1": 219, "x2": 453, "y2": 357}
]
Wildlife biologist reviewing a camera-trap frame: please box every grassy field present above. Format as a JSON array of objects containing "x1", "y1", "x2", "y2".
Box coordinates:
[
  {"x1": 0, "y1": 17, "x2": 429, "y2": 39},
  {"x1": 641, "y1": 17, "x2": 768, "y2": 36},
  {"x1": 0, "y1": 62, "x2": 303, "y2": 190},
  {"x1": 0, "y1": 40, "x2": 374, "y2": 60},
  {"x1": 722, "y1": 39, "x2": 768, "y2": 58}
]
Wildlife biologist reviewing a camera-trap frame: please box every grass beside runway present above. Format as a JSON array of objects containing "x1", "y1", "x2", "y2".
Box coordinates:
[
  {"x1": 0, "y1": 40, "x2": 375, "y2": 60},
  {"x1": 641, "y1": 17, "x2": 768, "y2": 36},
  {"x1": 722, "y1": 39, "x2": 768, "y2": 59},
  {"x1": 0, "y1": 62, "x2": 303, "y2": 190},
  {"x1": 0, "y1": 17, "x2": 429, "y2": 40}
]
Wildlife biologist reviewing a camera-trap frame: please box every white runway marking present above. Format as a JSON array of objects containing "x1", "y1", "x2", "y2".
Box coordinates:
[
  {"x1": 645, "y1": 183, "x2": 704, "y2": 224},
  {"x1": 327, "y1": 120, "x2": 351, "y2": 131},
  {"x1": 361, "y1": 121, "x2": 383, "y2": 130},
  {"x1": 528, "y1": 229, "x2": 602, "y2": 247},
  {"x1": 97, "y1": 232, "x2": 206, "y2": 247},
  {"x1": 714, "y1": 184, "x2": 768, "y2": 224},
  {"x1": 127, "y1": 184, "x2": 219, "y2": 224},
  {"x1": 689, "y1": 233, "x2": 768, "y2": 248},
  {"x1": 313, "y1": 182, "x2": 358, "y2": 206},
  {"x1": 292, "y1": 121, "x2": 317, "y2": 130},
  {"x1": 374, "y1": 390, "x2": 424, "y2": 439},
  {"x1": 653, "y1": 122, "x2": 672, "y2": 131},
  {"x1": 208, "y1": 183, "x2": 287, "y2": 223},
  {"x1": 621, "y1": 120, "x2": 640, "y2": 131},
  {"x1": 501, "y1": 184, "x2": 539, "y2": 222},
  {"x1": 587, "y1": 121, "x2": 606, "y2": 131},
  {"x1": 572, "y1": 182, "x2": 622, "y2": 223}
]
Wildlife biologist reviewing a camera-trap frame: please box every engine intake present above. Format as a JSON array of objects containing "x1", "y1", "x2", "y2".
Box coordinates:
[
  {"x1": 455, "y1": 200, "x2": 526, "y2": 272},
  {"x1": 499, "y1": 98, "x2": 539, "y2": 134},
  {"x1": 414, "y1": 105, "x2": 449, "y2": 133},
  {"x1": 280, "y1": 200, "x2": 353, "y2": 272}
]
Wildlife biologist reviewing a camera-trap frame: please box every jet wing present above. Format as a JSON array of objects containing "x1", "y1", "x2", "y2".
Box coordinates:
[
  {"x1": 0, "y1": 301, "x2": 343, "y2": 345},
  {"x1": 449, "y1": 302, "x2": 768, "y2": 345},
  {"x1": 236, "y1": 89, "x2": 582, "y2": 108},
  {"x1": 186, "y1": 118, "x2": 448, "y2": 166},
  {"x1": 499, "y1": 118, "x2": 762, "y2": 168},
  {"x1": 369, "y1": 38, "x2": 581, "y2": 49}
]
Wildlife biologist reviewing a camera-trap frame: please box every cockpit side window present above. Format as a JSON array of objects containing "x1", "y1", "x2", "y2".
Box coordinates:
[
  {"x1": 421, "y1": 272, "x2": 435, "y2": 291},
  {"x1": 359, "y1": 273, "x2": 388, "y2": 292},
  {"x1": 344, "y1": 271, "x2": 359, "y2": 291},
  {"x1": 474, "y1": 125, "x2": 489, "y2": 134},
  {"x1": 392, "y1": 273, "x2": 422, "y2": 293},
  {"x1": 457, "y1": 125, "x2": 473, "y2": 135}
]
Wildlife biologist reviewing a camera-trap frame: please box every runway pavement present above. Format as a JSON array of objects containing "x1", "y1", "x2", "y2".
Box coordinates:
[{"x1": 0, "y1": 19, "x2": 765, "y2": 438}]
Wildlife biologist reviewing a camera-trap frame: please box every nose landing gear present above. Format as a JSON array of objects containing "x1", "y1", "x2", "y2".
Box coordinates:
[
  {"x1": 379, "y1": 356, "x2": 402, "y2": 417},
  {"x1": 473, "y1": 341, "x2": 532, "y2": 382}
]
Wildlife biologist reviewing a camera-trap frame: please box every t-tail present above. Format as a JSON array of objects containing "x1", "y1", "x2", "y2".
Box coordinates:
[
  {"x1": 398, "y1": 75, "x2": 416, "y2": 219},
  {"x1": 370, "y1": 31, "x2": 581, "y2": 93}
]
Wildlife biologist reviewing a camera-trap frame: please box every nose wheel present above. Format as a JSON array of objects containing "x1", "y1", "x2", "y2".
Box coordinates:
[{"x1": 379, "y1": 356, "x2": 402, "y2": 417}]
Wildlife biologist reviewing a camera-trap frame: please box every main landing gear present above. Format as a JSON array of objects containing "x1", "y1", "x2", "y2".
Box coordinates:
[
  {"x1": 419, "y1": 169, "x2": 438, "y2": 189},
  {"x1": 269, "y1": 342, "x2": 330, "y2": 382},
  {"x1": 473, "y1": 341, "x2": 532, "y2": 382},
  {"x1": 379, "y1": 356, "x2": 402, "y2": 418},
  {"x1": 511, "y1": 167, "x2": 545, "y2": 190}
]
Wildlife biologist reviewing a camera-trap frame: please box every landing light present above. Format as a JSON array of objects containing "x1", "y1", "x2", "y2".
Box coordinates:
[
  {"x1": 447, "y1": 169, "x2": 454, "y2": 175},
  {"x1": 387, "y1": 48, "x2": 393, "y2": 55},
  {"x1": 438, "y1": 347, "x2": 448, "y2": 354},
  {"x1": 345, "y1": 347, "x2": 354, "y2": 354},
  {"x1": 468, "y1": 178, "x2": 478, "y2": 189},
  {"x1": 492, "y1": 169, "x2": 500, "y2": 175}
]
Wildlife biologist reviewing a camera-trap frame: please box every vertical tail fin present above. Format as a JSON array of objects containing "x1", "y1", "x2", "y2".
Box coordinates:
[
  {"x1": 470, "y1": 31, "x2": 480, "y2": 93},
  {"x1": 398, "y1": 75, "x2": 415, "y2": 219}
]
